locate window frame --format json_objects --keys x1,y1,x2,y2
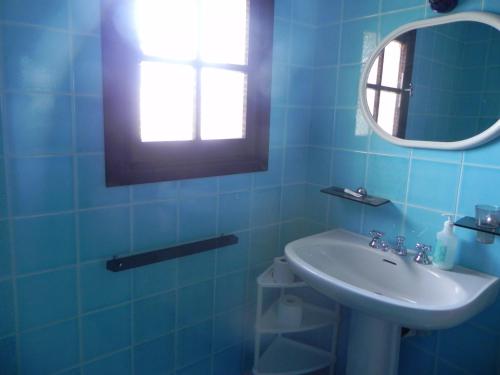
[
  {"x1": 101, "y1": 0, "x2": 274, "y2": 186},
  {"x1": 366, "y1": 30, "x2": 416, "y2": 138}
]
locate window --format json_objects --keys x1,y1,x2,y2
[
  {"x1": 101, "y1": 0, "x2": 274, "y2": 186},
  {"x1": 366, "y1": 31, "x2": 416, "y2": 138}
]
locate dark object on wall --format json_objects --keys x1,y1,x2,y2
[
  {"x1": 320, "y1": 186, "x2": 390, "y2": 207},
  {"x1": 106, "y1": 234, "x2": 238, "y2": 272},
  {"x1": 428, "y1": 0, "x2": 458, "y2": 13}
]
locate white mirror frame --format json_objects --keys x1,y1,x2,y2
[{"x1": 359, "y1": 11, "x2": 500, "y2": 150}]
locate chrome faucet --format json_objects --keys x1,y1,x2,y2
[
  {"x1": 392, "y1": 235, "x2": 407, "y2": 256},
  {"x1": 369, "y1": 230, "x2": 389, "y2": 251},
  {"x1": 413, "y1": 243, "x2": 432, "y2": 265}
]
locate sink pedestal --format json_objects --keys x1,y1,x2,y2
[{"x1": 346, "y1": 310, "x2": 401, "y2": 375}]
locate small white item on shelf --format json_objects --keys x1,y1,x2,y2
[
  {"x1": 278, "y1": 294, "x2": 303, "y2": 327},
  {"x1": 343, "y1": 188, "x2": 363, "y2": 198},
  {"x1": 272, "y1": 256, "x2": 294, "y2": 284}
]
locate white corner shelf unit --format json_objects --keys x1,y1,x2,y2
[{"x1": 253, "y1": 265, "x2": 340, "y2": 375}]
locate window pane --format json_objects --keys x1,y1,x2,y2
[
  {"x1": 378, "y1": 91, "x2": 398, "y2": 135},
  {"x1": 140, "y1": 62, "x2": 195, "y2": 142},
  {"x1": 201, "y1": 68, "x2": 247, "y2": 140},
  {"x1": 366, "y1": 88, "x2": 376, "y2": 116},
  {"x1": 381, "y1": 41, "x2": 402, "y2": 88},
  {"x1": 135, "y1": 0, "x2": 198, "y2": 60},
  {"x1": 367, "y1": 56, "x2": 379, "y2": 84},
  {"x1": 200, "y1": 0, "x2": 249, "y2": 65}
]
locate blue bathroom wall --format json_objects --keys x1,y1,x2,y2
[
  {"x1": 307, "y1": 0, "x2": 500, "y2": 374},
  {"x1": 0, "y1": 0, "x2": 317, "y2": 374}
]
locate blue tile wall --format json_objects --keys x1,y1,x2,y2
[
  {"x1": 305, "y1": 1, "x2": 500, "y2": 374},
  {"x1": 0, "y1": 0, "x2": 316, "y2": 374}
]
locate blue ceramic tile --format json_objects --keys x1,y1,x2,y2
[
  {"x1": 329, "y1": 198, "x2": 362, "y2": 233},
  {"x1": 178, "y1": 251, "x2": 215, "y2": 287},
  {"x1": 281, "y1": 184, "x2": 306, "y2": 221},
  {"x1": 310, "y1": 109, "x2": 333, "y2": 147},
  {"x1": 330, "y1": 150, "x2": 367, "y2": 189},
  {"x1": 273, "y1": 18, "x2": 290, "y2": 64},
  {"x1": 1, "y1": 0, "x2": 68, "y2": 28},
  {"x1": 292, "y1": 0, "x2": 318, "y2": 24},
  {"x1": 214, "y1": 271, "x2": 246, "y2": 313},
  {"x1": 5, "y1": 93, "x2": 72, "y2": 156},
  {"x1": 179, "y1": 177, "x2": 218, "y2": 197},
  {"x1": 315, "y1": 24, "x2": 340, "y2": 66},
  {"x1": 281, "y1": 218, "x2": 311, "y2": 248},
  {"x1": 288, "y1": 67, "x2": 313, "y2": 106},
  {"x1": 17, "y1": 268, "x2": 77, "y2": 330},
  {"x1": 176, "y1": 320, "x2": 213, "y2": 368},
  {"x1": 134, "y1": 292, "x2": 176, "y2": 342},
  {"x1": 485, "y1": 0, "x2": 500, "y2": 12},
  {"x1": 213, "y1": 307, "x2": 244, "y2": 352},
  {"x1": 9, "y1": 156, "x2": 74, "y2": 216},
  {"x1": 286, "y1": 108, "x2": 310, "y2": 146},
  {"x1": 177, "y1": 358, "x2": 212, "y2": 375},
  {"x1": 0, "y1": 221, "x2": 12, "y2": 279},
  {"x1": 133, "y1": 259, "x2": 177, "y2": 298},
  {"x1": 179, "y1": 196, "x2": 217, "y2": 242},
  {"x1": 439, "y1": 324, "x2": 498, "y2": 374},
  {"x1": 83, "y1": 350, "x2": 131, "y2": 375},
  {"x1": 317, "y1": 0, "x2": 341, "y2": 25},
  {"x1": 290, "y1": 23, "x2": 316, "y2": 66},
  {"x1": 82, "y1": 305, "x2": 131, "y2": 360},
  {"x1": 254, "y1": 148, "x2": 284, "y2": 188},
  {"x1": 20, "y1": 320, "x2": 79, "y2": 374},
  {"x1": 218, "y1": 192, "x2": 251, "y2": 233},
  {"x1": 336, "y1": 64, "x2": 362, "y2": 107},
  {"x1": 78, "y1": 155, "x2": 129, "y2": 208},
  {"x1": 132, "y1": 201, "x2": 177, "y2": 252},
  {"x1": 284, "y1": 147, "x2": 307, "y2": 183},
  {"x1": 219, "y1": 173, "x2": 252, "y2": 193},
  {"x1": 313, "y1": 67, "x2": 338, "y2": 106},
  {"x1": 459, "y1": 166, "x2": 500, "y2": 216},
  {"x1": 79, "y1": 207, "x2": 131, "y2": 261},
  {"x1": 75, "y1": 96, "x2": 104, "y2": 153},
  {"x1": 132, "y1": 181, "x2": 178, "y2": 201},
  {"x1": 380, "y1": 8, "x2": 426, "y2": 37},
  {"x1": 249, "y1": 225, "x2": 280, "y2": 265},
  {"x1": 366, "y1": 155, "x2": 409, "y2": 202},
  {"x1": 71, "y1": 0, "x2": 101, "y2": 34},
  {"x1": 343, "y1": 1, "x2": 379, "y2": 20},
  {"x1": 362, "y1": 203, "x2": 404, "y2": 238},
  {"x1": 404, "y1": 206, "x2": 444, "y2": 247},
  {"x1": 0, "y1": 336, "x2": 17, "y2": 375},
  {"x1": 305, "y1": 185, "x2": 328, "y2": 223},
  {"x1": 213, "y1": 345, "x2": 243, "y2": 375},
  {"x1": 0, "y1": 281, "x2": 15, "y2": 336},
  {"x1": 2, "y1": 25, "x2": 71, "y2": 91},
  {"x1": 435, "y1": 360, "x2": 469, "y2": 375},
  {"x1": 470, "y1": 295, "x2": 500, "y2": 333},
  {"x1": 0, "y1": 164, "x2": 6, "y2": 220},
  {"x1": 269, "y1": 107, "x2": 286, "y2": 147},
  {"x1": 73, "y1": 35, "x2": 102, "y2": 94},
  {"x1": 412, "y1": 149, "x2": 463, "y2": 163},
  {"x1": 464, "y1": 140, "x2": 500, "y2": 167},
  {"x1": 340, "y1": 18, "x2": 378, "y2": 64},
  {"x1": 369, "y1": 133, "x2": 411, "y2": 156},
  {"x1": 216, "y1": 232, "x2": 249, "y2": 276},
  {"x1": 271, "y1": 64, "x2": 289, "y2": 106},
  {"x1": 178, "y1": 280, "x2": 214, "y2": 327},
  {"x1": 13, "y1": 214, "x2": 76, "y2": 274},
  {"x1": 382, "y1": 0, "x2": 424, "y2": 12},
  {"x1": 398, "y1": 341, "x2": 435, "y2": 375},
  {"x1": 275, "y1": 0, "x2": 292, "y2": 19},
  {"x1": 80, "y1": 261, "x2": 130, "y2": 312},
  {"x1": 307, "y1": 147, "x2": 331, "y2": 186},
  {"x1": 333, "y1": 108, "x2": 370, "y2": 151},
  {"x1": 251, "y1": 187, "x2": 281, "y2": 226},
  {"x1": 408, "y1": 160, "x2": 460, "y2": 212},
  {"x1": 134, "y1": 335, "x2": 175, "y2": 374}
]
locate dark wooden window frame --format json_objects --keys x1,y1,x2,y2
[
  {"x1": 101, "y1": 0, "x2": 274, "y2": 186},
  {"x1": 367, "y1": 30, "x2": 416, "y2": 138}
]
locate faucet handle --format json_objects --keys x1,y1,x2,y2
[
  {"x1": 392, "y1": 235, "x2": 407, "y2": 256},
  {"x1": 369, "y1": 230, "x2": 384, "y2": 239},
  {"x1": 414, "y1": 243, "x2": 432, "y2": 265}
]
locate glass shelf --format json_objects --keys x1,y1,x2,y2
[
  {"x1": 454, "y1": 216, "x2": 500, "y2": 236},
  {"x1": 320, "y1": 186, "x2": 390, "y2": 207}
]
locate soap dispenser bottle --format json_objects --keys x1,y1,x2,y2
[{"x1": 433, "y1": 215, "x2": 458, "y2": 270}]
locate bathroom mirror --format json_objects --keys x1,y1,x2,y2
[{"x1": 360, "y1": 12, "x2": 500, "y2": 150}]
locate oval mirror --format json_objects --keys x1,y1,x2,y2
[{"x1": 360, "y1": 12, "x2": 500, "y2": 150}]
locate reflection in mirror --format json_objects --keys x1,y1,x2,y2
[{"x1": 365, "y1": 21, "x2": 500, "y2": 142}]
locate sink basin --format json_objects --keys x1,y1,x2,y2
[{"x1": 285, "y1": 229, "x2": 499, "y2": 375}]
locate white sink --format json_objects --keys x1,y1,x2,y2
[{"x1": 285, "y1": 229, "x2": 499, "y2": 375}]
